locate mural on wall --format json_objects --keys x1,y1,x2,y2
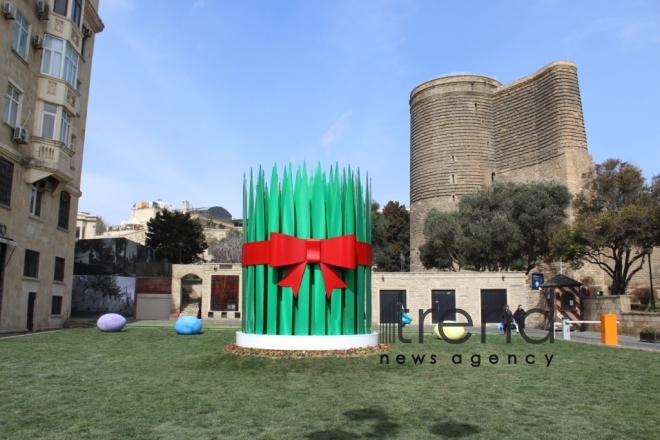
[
  {"x1": 72, "y1": 275, "x2": 136, "y2": 317},
  {"x1": 72, "y1": 238, "x2": 170, "y2": 317}
]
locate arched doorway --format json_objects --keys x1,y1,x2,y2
[{"x1": 180, "y1": 274, "x2": 202, "y2": 318}]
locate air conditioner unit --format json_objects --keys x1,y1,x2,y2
[
  {"x1": 12, "y1": 126, "x2": 30, "y2": 144},
  {"x1": 32, "y1": 35, "x2": 43, "y2": 49},
  {"x1": 35, "y1": 1, "x2": 49, "y2": 20},
  {"x1": 82, "y1": 28, "x2": 93, "y2": 38},
  {"x1": 37, "y1": 180, "x2": 53, "y2": 192},
  {"x1": 2, "y1": 2, "x2": 17, "y2": 20}
]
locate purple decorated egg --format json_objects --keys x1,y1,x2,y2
[{"x1": 97, "y1": 313, "x2": 127, "y2": 332}]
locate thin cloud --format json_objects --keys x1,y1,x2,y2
[
  {"x1": 322, "y1": 112, "x2": 352, "y2": 147},
  {"x1": 193, "y1": 0, "x2": 207, "y2": 9}
]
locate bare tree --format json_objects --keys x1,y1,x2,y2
[
  {"x1": 208, "y1": 229, "x2": 242, "y2": 263},
  {"x1": 73, "y1": 275, "x2": 122, "y2": 299}
]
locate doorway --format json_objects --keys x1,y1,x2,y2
[
  {"x1": 431, "y1": 290, "x2": 456, "y2": 323},
  {"x1": 180, "y1": 274, "x2": 202, "y2": 318},
  {"x1": 379, "y1": 290, "x2": 406, "y2": 324},
  {"x1": 0, "y1": 243, "x2": 5, "y2": 323},
  {"x1": 480, "y1": 289, "x2": 507, "y2": 323},
  {"x1": 211, "y1": 275, "x2": 239, "y2": 315},
  {"x1": 27, "y1": 292, "x2": 36, "y2": 331}
]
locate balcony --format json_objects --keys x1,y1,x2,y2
[
  {"x1": 46, "y1": 13, "x2": 84, "y2": 55},
  {"x1": 25, "y1": 137, "x2": 74, "y2": 185},
  {"x1": 37, "y1": 77, "x2": 80, "y2": 116}
]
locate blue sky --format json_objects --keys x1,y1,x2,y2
[{"x1": 81, "y1": 0, "x2": 660, "y2": 225}]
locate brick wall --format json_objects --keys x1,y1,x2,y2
[{"x1": 136, "y1": 278, "x2": 172, "y2": 294}]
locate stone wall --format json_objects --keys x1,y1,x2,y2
[
  {"x1": 582, "y1": 294, "x2": 660, "y2": 336},
  {"x1": 171, "y1": 264, "x2": 242, "y2": 319},
  {"x1": 627, "y1": 249, "x2": 660, "y2": 292},
  {"x1": 409, "y1": 61, "x2": 594, "y2": 272},
  {"x1": 168, "y1": 265, "x2": 547, "y2": 328},
  {"x1": 373, "y1": 271, "x2": 545, "y2": 327}
]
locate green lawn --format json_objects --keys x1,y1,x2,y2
[{"x1": 1, "y1": 328, "x2": 658, "y2": 439}]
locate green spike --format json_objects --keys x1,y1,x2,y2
[
  {"x1": 343, "y1": 169, "x2": 356, "y2": 335},
  {"x1": 311, "y1": 163, "x2": 327, "y2": 335},
  {"x1": 294, "y1": 165, "x2": 311, "y2": 335},
  {"x1": 266, "y1": 164, "x2": 280, "y2": 335},
  {"x1": 241, "y1": 174, "x2": 247, "y2": 333},
  {"x1": 365, "y1": 175, "x2": 372, "y2": 333},
  {"x1": 355, "y1": 169, "x2": 365, "y2": 334},
  {"x1": 279, "y1": 164, "x2": 294, "y2": 335},
  {"x1": 328, "y1": 166, "x2": 343, "y2": 335},
  {"x1": 246, "y1": 170, "x2": 256, "y2": 333},
  {"x1": 253, "y1": 168, "x2": 266, "y2": 334}
]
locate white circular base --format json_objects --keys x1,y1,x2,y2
[{"x1": 235, "y1": 332, "x2": 379, "y2": 350}]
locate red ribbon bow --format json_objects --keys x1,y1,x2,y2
[{"x1": 242, "y1": 232, "x2": 372, "y2": 298}]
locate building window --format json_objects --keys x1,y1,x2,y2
[
  {"x1": 72, "y1": 0, "x2": 82, "y2": 27},
  {"x1": 42, "y1": 35, "x2": 80, "y2": 88},
  {"x1": 23, "y1": 249, "x2": 40, "y2": 278},
  {"x1": 30, "y1": 186, "x2": 43, "y2": 217},
  {"x1": 42, "y1": 35, "x2": 64, "y2": 79},
  {"x1": 0, "y1": 157, "x2": 13, "y2": 207},
  {"x1": 60, "y1": 111, "x2": 71, "y2": 145},
  {"x1": 69, "y1": 133, "x2": 76, "y2": 151},
  {"x1": 58, "y1": 191, "x2": 71, "y2": 230},
  {"x1": 75, "y1": 226, "x2": 80, "y2": 238},
  {"x1": 41, "y1": 103, "x2": 58, "y2": 139},
  {"x1": 4, "y1": 84, "x2": 20, "y2": 127},
  {"x1": 64, "y1": 44, "x2": 79, "y2": 87},
  {"x1": 560, "y1": 293, "x2": 576, "y2": 310},
  {"x1": 53, "y1": 0, "x2": 67, "y2": 16},
  {"x1": 54, "y1": 257, "x2": 65, "y2": 281},
  {"x1": 11, "y1": 11, "x2": 29, "y2": 59},
  {"x1": 51, "y1": 295, "x2": 63, "y2": 315}
]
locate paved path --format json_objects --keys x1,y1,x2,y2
[{"x1": 397, "y1": 324, "x2": 660, "y2": 352}]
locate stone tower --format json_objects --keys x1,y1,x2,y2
[{"x1": 410, "y1": 61, "x2": 593, "y2": 271}]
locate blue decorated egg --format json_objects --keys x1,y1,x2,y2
[{"x1": 175, "y1": 316, "x2": 202, "y2": 335}]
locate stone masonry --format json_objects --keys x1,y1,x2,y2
[{"x1": 409, "y1": 61, "x2": 594, "y2": 272}]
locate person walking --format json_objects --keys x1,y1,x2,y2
[
  {"x1": 513, "y1": 305, "x2": 526, "y2": 334},
  {"x1": 501, "y1": 305, "x2": 513, "y2": 334}
]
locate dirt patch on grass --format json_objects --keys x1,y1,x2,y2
[{"x1": 224, "y1": 343, "x2": 392, "y2": 358}]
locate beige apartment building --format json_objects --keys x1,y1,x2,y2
[
  {"x1": 0, "y1": 0, "x2": 104, "y2": 333},
  {"x1": 88, "y1": 200, "x2": 240, "y2": 263},
  {"x1": 76, "y1": 210, "x2": 105, "y2": 239}
]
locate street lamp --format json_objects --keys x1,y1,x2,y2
[
  {"x1": 643, "y1": 247, "x2": 655, "y2": 311},
  {"x1": 178, "y1": 241, "x2": 183, "y2": 264},
  {"x1": 399, "y1": 253, "x2": 405, "y2": 272}
]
